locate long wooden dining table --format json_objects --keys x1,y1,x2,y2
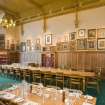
[{"x1": 1, "y1": 65, "x2": 96, "y2": 92}]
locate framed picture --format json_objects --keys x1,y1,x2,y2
[
  {"x1": 16, "y1": 41, "x2": 20, "y2": 51},
  {"x1": 97, "y1": 28, "x2": 105, "y2": 38},
  {"x1": 26, "y1": 40, "x2": 31, "y2": 46},
  {"x1": 78, "y1": 29, "x2": 86, "y2": 38},
  {"x1": 77, "y1": 39, "x2": 87, "y2": 50},
  {"x1": 69, "y1": 32, "x2": 76, "y2": 40},
  {"x1": 57, "y1": 43, "x2": 63, "y2": 51},
  {"x1": 70, "y1": 41, "x2": 76, "y2": 51},
  {"x1": 20, "y1": 42, "x2": 26, "y2": 52},
  {"x1": 6, "y1": 40, "x2": 10, "y2": 49},
  {"x1": 88, "y1": 29, "x2": 96, "y2": 38},
  {"x1": 35, "y1": 44, "x2": 41, "y2": 50},
  {"x1": 63, "y1": 42, "x2": 69, "y2": 50},
  {"x1": 87, "y1": 39, "x2": 96, "y2": 50},
  {"x1": 36, "y1": 39, "x2": 40, "y2": 44},
  {"x1": 45, "y1": 34, "x2": 52, "y2": 45},
  {"x1": 98, "y1": 39, "x2": 105, "y2": 50}
]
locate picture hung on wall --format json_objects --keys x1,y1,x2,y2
[
  {"x1": 36, "y1": 39, "x2": 40, "y2": 44},
  {"x1": 63, "y1": 42, "x2": 69, "y2": 50},
  {"x1": 16, "y1": 41, "x2": 20, "y2": 51},
  {"x1": 64, "y1": 36, "x2": 69, "y2": 42},
  {"x1": 78, "y1": 29, "x2": 86, "y2": 38},
  {"x1": 0, "y1": 34, "x2": 5, "y2": 49},
  {"x1": 87, "y1": 39, "x2": 96, "y2": 50},
  {"x1": 6, "y1": 40, "x2": 10, "y2": 49},
  {"x1": 88, "y1": 29, "x2": 96, "y2": 38},
  {"x1": 45, "y1": 34, "x2": 52, "y2": 45},
  {"x1": 97, "y1": 28, "x2": 105, "y2": 38},
  {"x1": 70, "y1": 41, "x2": 75, "y2": 51},
  {"x1": 57, "y1": 43, "x2": 63, "y2": 51},
  {"x1": 77, "y1": 39, "x2": 87, "y2": 50},
  {"x1": 69, "y1": 32, "x2": 76, "y2": 40},
  {"x1": 35, "y1": 44, "x2": 41, "y2": 50},
  {"x1": 97, "y1": 39, "x2": 105, "y2": 50},
  {"x1": 26, "y1": 40, "x2": 31, "y2": 46},
  {"x1": 20, "y1": 42, "x2": 26, "y2": 52},
  {"x1": 10, "y1": 40, "x2": 15, "y2": 51},
  {"x1": 26, "y1": 40, "x2": 31, "y2": 51}
]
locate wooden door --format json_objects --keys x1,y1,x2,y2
[{"x1": 42, "y1": 53, "x2": 55, "y2": 67}]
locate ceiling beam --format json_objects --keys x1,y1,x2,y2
[
  {"x1": 27, "y1": 0, "x2": 45, "y2": 14},
  {"x1": 0, "y1": 4, "x2": 20, "y2": 18}
]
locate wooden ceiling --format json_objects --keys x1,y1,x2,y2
[{"x1": 0, "y1": 0, "x2": 105, "y2": 23}]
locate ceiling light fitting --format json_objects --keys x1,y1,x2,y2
[{"x1": 0, "y1": 10, "x2": 16, "y2": 28}]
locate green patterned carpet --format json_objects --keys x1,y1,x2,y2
[
  {"x1": 0, "y1": 75, "x2": 105, "y2": 105},
  {"x1": 84, "y1": 80, "x2": 105, "y2": 105},
  {"x1": 0, "y1": 76, "x2": 20, "y2": 90}
]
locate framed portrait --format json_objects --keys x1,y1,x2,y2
[
  {"x1": 98, "y1": 39, "x2": 105, "y2": 50},
  {"x1": 45, "y1": 34, "x2": 52, "y2": 45},
  {"x1": 69, "y1": 32, "x2": 76, "y2": 40},
  {"x1": 36, "y1": 39, "x2": 40, "y2": 44},
  {"x1": 87, "y1": 39, "x2": 96, "y2": 50},
  {"x1": 78, "y1": 29, "x2": 86, "y2": 38},
  {"x1": 88, "y1": 29, "x2": 96, "y2": 38},
  {"x1": 70, "y1": 41, "x2": 76, "y2": 51},
  {"x1": 35, "y1": 44, "x2": 41, "y2": 50},
  {"x1": 77, "y1": 39, "x2": 87, "y2": 50},
  {"x1": 63, "y1": 42, "x2": 69, "y2": 50},
  {"x1": 57, "y1": 43, "x2": 63, "y2": 51},
  {"x1": 97, "y1": 28, "x2": 105, "y2": 38},
  {"x1": 26, "y1": 40, "x2": 32, "y2": 51},
  {"x1": 20, "y1": 42, "x2": 26, "y2": 52},
  {"x1": 6, "y1": 40, "x2": 10, "y2": 49},
  {"x1": 16, "y1": 41, "x2": 20, "y2": 51}
]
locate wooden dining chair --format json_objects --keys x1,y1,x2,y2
[
  {"x1": 8, "y1": 67, "x2": 14, "y2": 78},
  {"x1": 23, "y1": 69, "x2": 31, "y2": 82},
  {"x1": 14, "y1": 68, "x2": 21, "y2": 80},
  {"x1": 2, "y1": 67, "x2": 8, "y2": 77},
  {"x1": 55, "y1": 72, "x2": 64, "y2": 89},
  {"x1": 69, "y1": 75, "x2": 84, "y2": 91},
  {"x1": 32, "y1": 70, "x2": 42, "y2": 83},
  {"x1": 0, "y1": 65, "x2": 6, "y2": 76},
  {"x1": 43, "y1": 71, "x2": 53, "y2": 86},
  {"x1": 85, "y1": 68, "x2": 101, "y2": 94}
]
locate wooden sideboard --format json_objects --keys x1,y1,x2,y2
[{"x1": 0, "y1": 49, "x2": 20, "y2": 64}]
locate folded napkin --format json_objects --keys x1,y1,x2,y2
[
  {"x1": 14, "y1": 97, "x2": 24, "y2": 103},
  {"x1": 84, "y1": 95, "x2": 93, "y2": 100},
  {"x1": 22, "y1": 101, "x2": 39, "y2": 105},
  {"x1": 3, "y1": 93, "x2": 15, "y2": 99},
  {"x1": 83, "y1": 102, "x2": 93, "y2": 105}
]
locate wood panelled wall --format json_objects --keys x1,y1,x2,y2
[{"x1": 57, "y1": 51, "x2": 105, "y2": 78}]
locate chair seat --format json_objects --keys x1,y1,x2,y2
[{"x1": 86, "y1": 76, "x2": 100, "y2": 93}]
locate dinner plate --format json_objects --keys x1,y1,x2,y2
[
  {"x1": 83, "y1": 102, "x2": 93, "y2": 105},
  {"x1": 22, "y1": 101, "x2": 39, "y2": 105},
  {"x1": 84, "y1": 95, "x2": 93, "y2": 100}
]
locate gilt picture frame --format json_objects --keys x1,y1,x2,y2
[
  {"x1": 87, "y1": 39, "x2": 96, "y2": 50},
  {"x1": 97, "y1": 38, "x2": 105, "y2": 50},
  {"x1": 70, "y1": 41, "x2": 76, "y2": 51},
  {"x1": 35, "y1": 44, "x2": 41, "y2": 50},
  {"x1": 21, "y1": 42, "x2": 26, "y2": 52},
  {"x1": 36, "y1": 39, "x2": 40, "y2": 44},
  {"x1": 88, "y1": 29, "x2": 96, "y2": 38},
  {"x1": 77, "y1": 39, "x2": 87, "y2": 50},
  {"x1": 97, "y1": 28, "x2": 105, "y2": 38},
  {"x1": 45, "y1": 34, "x2": 52, "y2": 45},
  {"x1": 69, "y1": 32, "x2": 76, "y2": 40},
  {"x1": 78, "y1": 29, "x2": 86, "y2": 39}
]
